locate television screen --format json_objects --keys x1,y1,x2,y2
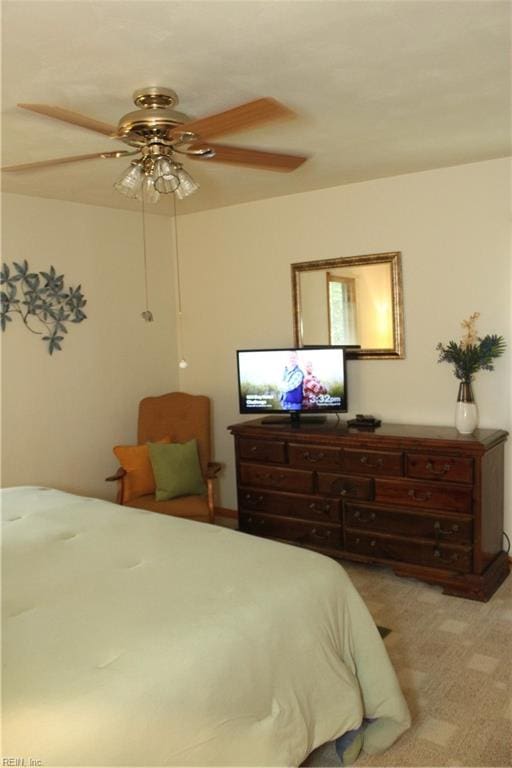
[{"x1": 237, "y1": 347, "x2": 347, "y2": 417}]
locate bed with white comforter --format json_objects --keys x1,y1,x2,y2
[{"x1": 2, "y1": 486, "x2": 410, "y2": 766}]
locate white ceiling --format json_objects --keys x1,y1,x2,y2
[{"x1": 2, "y1": 0, "x2": 510, "y2": 215}]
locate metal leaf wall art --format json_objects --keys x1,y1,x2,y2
[{"x1": 0, "y1": 261, "x2": 87, "y2": 354}]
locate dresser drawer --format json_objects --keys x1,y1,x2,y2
[
  {"x1": 344, "y1": 503, "x2": 472, "y2": 545},
  {"x1": 230, "y1": 418, "x2": 508, "y2": 601},
  {"x1": 239, "y1": 438, "x2": 286, "y2": 463},
  {"x1": 288, "y1": 443, "x2": 342, "y2": 471},
  {"x1": 240, "y1": 512, "x2": 341, "y2": 550},
  {"x1": 343, "y1": 449, "x2": 403, "y2": 477},
  {"x1": 240, "y1": 463, "x2": 313, "y2": 494},
  {"x1": 317, "y1": 473, "x2": 373, "y2": 500},
  {"x1": 239, "y1": 488, "x2": 341, "y2": 523},
  {"x1": 406, "y1": 453, "x2": 473, "y2": 484},
  {"x1": 375, "y1": 478, "x2": 472, "y2": 514},
  {"x1": 345, "y1": 530, "x2": 471, "y2": 573}
]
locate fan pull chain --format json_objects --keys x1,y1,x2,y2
[
  {"x1": 140, "y1": 194, "x2": 153, "y2": 322},
  {"x1": 171, "y1": 194, "x2": 188, "y2": 368}
]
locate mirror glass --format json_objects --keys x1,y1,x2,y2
[{"x1": 291, "y1": 251, "x2": 404, "y2": 359}]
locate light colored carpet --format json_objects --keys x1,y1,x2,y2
[
  {"x1": 306, "y1": 560, "x2": 512, "y2": 768},
  {"x1": 215, "y1": 519, "x2": 511, "y2": 766}
]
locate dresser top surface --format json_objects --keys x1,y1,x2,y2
[{"x1": 228, "y1": 418, "x2": 508, "y2": 451}]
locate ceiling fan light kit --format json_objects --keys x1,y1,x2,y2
[
  {"x1": 114, "y1": 153, "x2": 199, "y2": 203},
  {"x1": 3, "y1": 86, "x2": 308, "y2": 203}
]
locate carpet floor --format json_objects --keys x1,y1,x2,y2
[{"x1": 305, "y1": 561, "x2": 512, "y2": 767}]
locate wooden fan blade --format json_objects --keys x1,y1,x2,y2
[
  {"x1": 171, "y1": 98, "x2": 295, "y2": 141},
  {"x1": 18, "y1": 104, "x2": 119, "y2": 137},
  {"x1": 191, "y1": 143, "x2": 308, "y2": 172},
  {"x1": 2, "y1": 151, "x2": 133, "y2": 172}
]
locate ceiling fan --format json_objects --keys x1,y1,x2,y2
[{"x1": 2, "y1": 86, "x2": 308, "y2": 202}]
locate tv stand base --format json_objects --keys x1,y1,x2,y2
[{"x1": 261, "y1": 413, "x2": 327, "y2": 426}]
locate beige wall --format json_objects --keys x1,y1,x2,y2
[
  {"x1": 176, "y1": 158, "x2": 511, "y2": 535},
  {"x1": 1, "y1": 193, "x2": 179, "y2": 500},
  {"x1": 2, "y1": 159, "x2": 511, "y2": 538}
]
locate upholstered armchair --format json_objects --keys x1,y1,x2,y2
[{"x1": 106, "y1": 392, "x2": 221, "y2": 523}]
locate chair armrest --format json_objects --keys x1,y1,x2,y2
[
  {"x1": 105, "y1": 466, "x2": 126, "y2": 505},
  {"x1": 205, "y1": 462, "x2": 222, "y2": 523},
  {"x1": 206, "y1": 461, "x2": 222, "y2": 479},
  {"x1": 105, "y1": 467, "x2": 127, "y2": 482}
]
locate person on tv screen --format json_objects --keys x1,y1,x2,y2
[
  {"x1": 280, "y1": 351, "x2": 304, "y2": 411},
  {"x1": 303, "y1": 360, "x2": 327, "y2": 408}
]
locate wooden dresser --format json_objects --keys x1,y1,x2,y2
[{"x1": 228, "y1": 418, "x2": 509, "y2": 601}]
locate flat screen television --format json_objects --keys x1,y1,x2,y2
[{"x1": 236, "y1": 346, "x2": 348, "y2": 425}]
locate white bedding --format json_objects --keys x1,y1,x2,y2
[{"x1": 2, "y1": 487, "x2": 410, "y2": 766}]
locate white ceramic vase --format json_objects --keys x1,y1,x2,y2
[{"x1": 455, "y1": 381, "x2": 478, "y2": 434}]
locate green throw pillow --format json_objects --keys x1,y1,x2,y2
[{"x1": 148, "y1": 440, "x2": 206, "y2": 501}]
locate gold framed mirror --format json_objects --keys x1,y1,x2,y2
[{"x1": 291, "y1": 251, "x2": 404, "y2": 359}]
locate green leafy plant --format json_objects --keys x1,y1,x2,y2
[
  {"x1": 0, "y1": 260, "x2": 87, "y2": 354},
  {"x1": 436, "y1": 312, "x2": 506, "y2": 382}
]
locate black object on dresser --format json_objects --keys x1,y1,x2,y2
[{"x1": 228, "y1": 418, "x2": 509, "y2": 601}]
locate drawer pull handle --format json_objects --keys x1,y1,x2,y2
[
  {"x1": 353, "y1": 511, "x2": 376, "y2": 524},
  {"x1": 303, "y1": 451, "x2": 325, "y2": 463},
  {"x1": 309, "y1": 502, "x2": 331, "y2": 514},
  {"x1": 309, "y1": 528, "x2": 331, "y2": 541},
  {"x1": 245, "y1": 493, "x2": 264, "y2": 503},
  {"x1": 257, "y1": 472, "x2": 285, "y2": 483},
  {"x1": 425, "y1": 461, "x2": 452, "y2": 476},
  {"x1": 408, "y1": 489, "x2": 432, "y2": 502},
  {"x1": 433, "y1": 521, "x2": 460, "y2": 536},
  {"x1": 433, "y1": 548, "x2": 459, "y2": 564},
  {"x1": 360, "y1": 456, "x2": 383, "y2": 468},
  {"x1": 370, "y1": 539, "x2": 377, "y2": 548},
  {"x1": 250, "y1": 445, "x2": 258, "y2": 452}
]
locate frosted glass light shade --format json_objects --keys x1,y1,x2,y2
[
  {"x1": 114, "y1": 162, "x2": 144, "y2": 198},
  {"x1": 153, "y1": 157, "x2": 180, "y2": 193},
  {"x1": 175, "y1": 167, "x2": 199, "y2": 199},
  {"x1": 141, "y1": 175, "x2": 160, "y2": 204}
]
